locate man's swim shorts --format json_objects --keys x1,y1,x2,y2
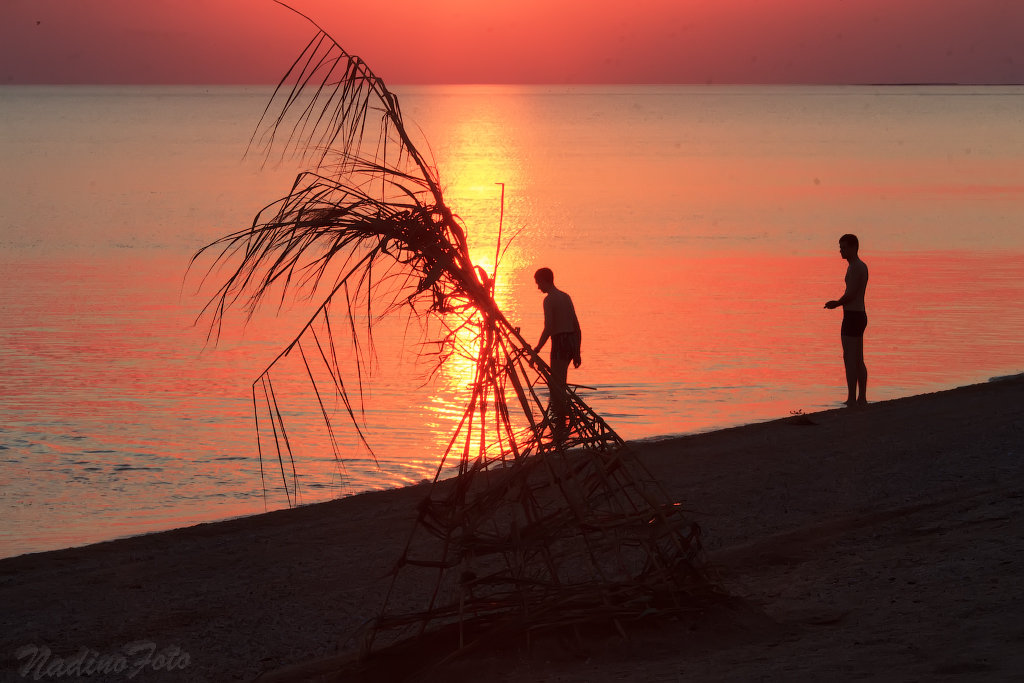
[
  {"x1": 841, "y1": 310, "x2": 868, "y2": 337},
  {"x1": 551, "y1": 331, "x2": 581, "y2": 361}
]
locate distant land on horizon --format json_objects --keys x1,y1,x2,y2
[{"x1": 2, "y1": 80, "x2": 1021, "y2": 88}]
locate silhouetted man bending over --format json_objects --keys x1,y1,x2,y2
[
  {"x1": 533, "y1": 268, "x2": 582, "y2": 435},
  {"x1": 825, "y1": 234, "x2": 869, "y2": 407}
]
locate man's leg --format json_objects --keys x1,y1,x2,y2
[
  {"x1": 549, "y1": 355, "x2": 571, "y2": 432},
  {"x1": 856, "y1": 339, "x2": 867, "y2": 405},
  {"x1": 841, "y1": 334, "x2": 865, "y2": 406}
]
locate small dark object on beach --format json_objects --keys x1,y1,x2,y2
[{"x1": 788, "y1": 410, "x2": 817, "y2": 426}]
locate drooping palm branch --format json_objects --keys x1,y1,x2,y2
[
  {"x1": 196, "y1": 1, "x2": 714, "y2": 669},
  {"x1": 190, "y1": 2, "x2": 509, "y2": 498}
]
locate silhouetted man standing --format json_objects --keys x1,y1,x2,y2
[
  {"x1": 533, "y1": 268, "x2": 581, "y2": 435},
  {"x1": 825, "y1": 234, "x2": 869, "y2": 407}
]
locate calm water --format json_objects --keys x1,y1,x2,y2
[{"x1": 1, "y1": 85, "x2": 1023, "y2": 558}]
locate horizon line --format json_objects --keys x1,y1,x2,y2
[{"x1": 3, "y1": 80, "x2": 1023, "y2": 87}]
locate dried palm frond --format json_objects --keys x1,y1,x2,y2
[{"x1": 194, "y1": 0, "x2": 715, "y2": 669}]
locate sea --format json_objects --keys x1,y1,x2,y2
[{"x1": 1, "y1": 84, "x2": 1022, "y2": 559}]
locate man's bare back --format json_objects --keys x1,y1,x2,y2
[{"x1": 842, "y1": 258, "x2": 869, "y2": 312}]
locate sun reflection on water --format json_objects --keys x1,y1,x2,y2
[{"x1": 408, "y1": 95, "x2": 537, "y2": 465}]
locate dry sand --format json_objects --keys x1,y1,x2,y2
[{"x1": 1, "y1": 376, "x2": 1022, "y2": 681}]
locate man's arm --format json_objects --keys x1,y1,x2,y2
[
  {"x1": 570, "y1": 301, "x2": 582, "y2": 367},
  {"x1": 535, "y1": 297, "x2": 552, "y2": 353},
  {"x1": 825, "y1": 263, "x2": 866, "y2": 309},
  {"x1": 841, "y1": 263, "x2": 868, "y2": 304},
  {"x1": 535, "y1": 329, "x2": 550, "y2": 353}
]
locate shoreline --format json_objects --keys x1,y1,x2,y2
[
  {"x1": 5, "y1": 371, "x2": 1015, "y2": 563},
  {"x1": 2, "y1": 375, "x2": 1022, "y2": 680}
]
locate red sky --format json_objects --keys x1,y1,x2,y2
[{"x1": 2, "y1": 0, "x2": 1021, "y2": 84}]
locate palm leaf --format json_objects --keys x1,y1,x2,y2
[
  {"x1": 191, "y1": 1, "x2": 500, "y2": 499},
  {"x1": 195, "y1": 2, "x2": 713, "y2": 668}
]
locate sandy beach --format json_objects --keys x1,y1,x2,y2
[{"x1": 1, "y1": 375, "x2": 1021, "y2": 681}]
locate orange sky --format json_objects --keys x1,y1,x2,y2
[{"x1": 2, "y1": 0, "x2": 1021, "y2": 84}]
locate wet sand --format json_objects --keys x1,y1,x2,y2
[{"x1": 1, "y1": 376, "x2": 1022, "y2": 681}]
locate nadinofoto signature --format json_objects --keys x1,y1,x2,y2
[{"x1": 15, "y1": 641, "x2": 190, "y2": 680}]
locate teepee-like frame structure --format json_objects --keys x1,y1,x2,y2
[{"x1": 195, "y1": 2, "x2": 712, "y2": 663}]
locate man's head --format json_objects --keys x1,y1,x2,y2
[
  {"x1": 534, "y1": 267, "x2": 554, "y2": 293},
  {"x1": 839, "y1": 234, "x2": 859, "y2": 259}
]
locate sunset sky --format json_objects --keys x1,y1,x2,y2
[{"x1": 2, "y1": 0, "x2": 1022, "y2": 84}]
